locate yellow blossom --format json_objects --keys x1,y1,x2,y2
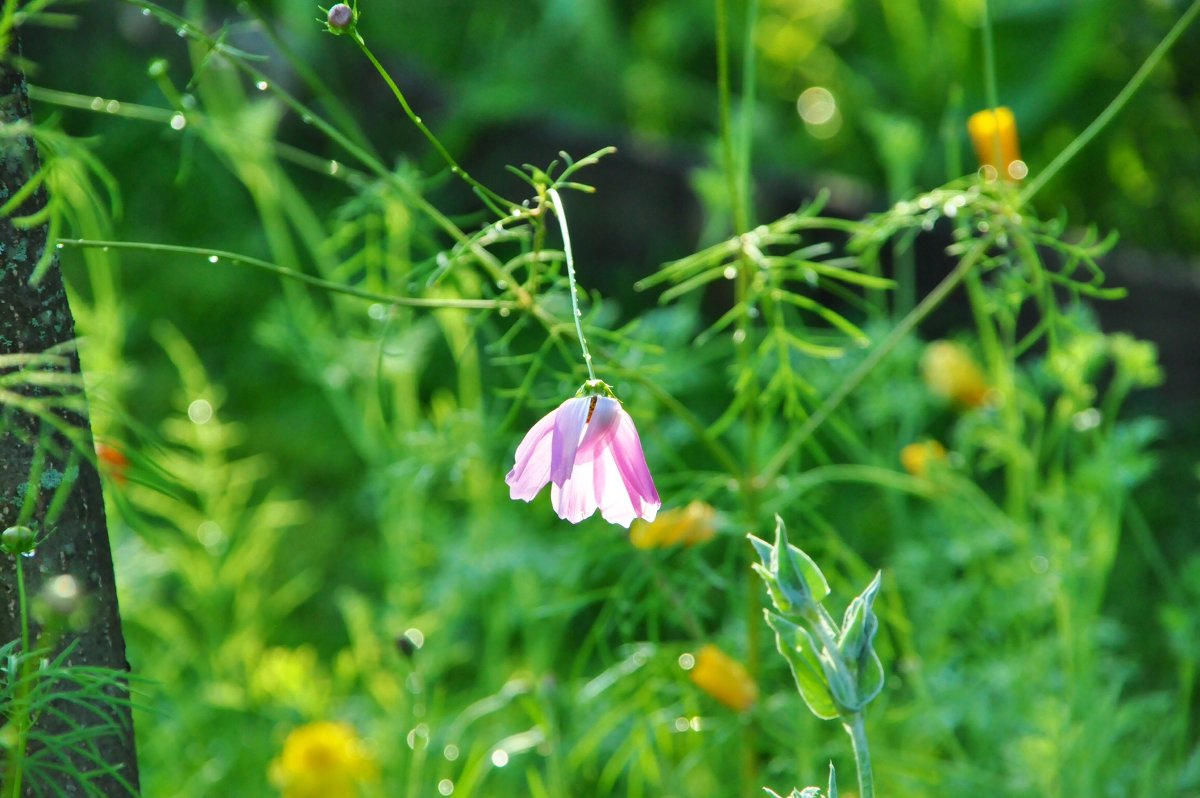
[
  {"x1": 900, "y1": 440, "x2": 947, "y2": 477},
  {"x1": 630, "y1": 500, "x2": 717, "y2": 549},
  {"x1": 269, "y1": 721, "x2": 378, "y2": 798},
  {"x1": 921, "y1": 341, "x2": 990, "y2": 408},
  {"x1": 689, "y1": 645, "x2": 758, "y2": 712},
  {"x1": 967, "y1": 106, "x2": 1027, "y2": 180}
]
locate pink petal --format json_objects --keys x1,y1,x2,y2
[
  {"x1": 505, "y1": 408, "x2": 557, "y2": 501},
  {"x1": 609, "y1": 411, "x2": 660, "y2": 521},
  {"x1": 550, "y1": 397, "x2": 591, "y2": 486},
  {"x1": 551, "y1": 457, "x2": 599, "y2": 524},
  {"x1": 593, "y1": 446, "x2": 638, "y2": 527}
]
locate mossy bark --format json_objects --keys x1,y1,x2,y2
[{"x1": 0, "y1": 46, "x2": 140, "y2": 796}]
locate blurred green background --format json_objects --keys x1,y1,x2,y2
[{"x1": 13, "y1": 0, "x2": 1200, "y2": 795}]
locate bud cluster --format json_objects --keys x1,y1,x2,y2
[{"x1": 749, "y1": 517, "x2": 884, "y2": 720}]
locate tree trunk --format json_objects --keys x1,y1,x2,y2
[{"x1": 0, "y1": 39, "x2": 140, "y2": 796}]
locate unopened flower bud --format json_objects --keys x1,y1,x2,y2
[
  {"x1": 1, "y1": 525, "x2": 36, "y2": 556},
  {"x1": 326, "y1": 3, "x2": 354, "y2": 31}
]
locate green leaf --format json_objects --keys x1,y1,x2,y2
[{"x1": 765, "y1": 611, "x2": 839, "y2": 720}]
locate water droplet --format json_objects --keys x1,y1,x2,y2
[
  {"x1": 731, "y1": 329, "x2": 746, "y2": 344},
  {"x1": 689, "y1": 717, "x2": 703, "y2": 731},
  {"x1": 1008, "y1": 160, "x2": 1029, "y2": 180},
  {"x1": 443, "y1": 744, "x2": 459, "y2": 761},
  {"x1": 1030, "y1": 555, "x2": 1050, "y2": 574},
  {"x1": 327, "y1": 160, "x2": 341, "y2": 176},
  {"x1": 943, "y1": 202, "x2": 958, "y2": 218},
  {"x1": 181, "y1": 94, "x2": 197, "y2": 109},
  {"x1": 723, "y1": 265, "x2": 738, "y2": 280},
  {"x1": 175, "y1": 27, "x2": 187, "y2": 37},
  {"x1": 187, "y1": 398, "x2": 213, "y2": 424},
  {"x1": 403, "y1": 628, "x2": 425, "y2": 649},
  {"x1": 301, "y1": 114, "x2": 312, "y2": 125},
  {"x1": 55, "y1": 242, "x2": 64, "y2": 249},
  {"x1": 491, "y1": 749, "x2": 509, "y2": 767},
  {"x1": 207, "y1": 255, "x2": 219, "y2": 264},
  {"x1": 141, "y1": 7, "x2": 151, "y2": 15},
  {"x1": 495, "y1": 279, "x2": 507, "y2": 289},
  {"x1": 437, "y1": 780, "x2": 454, "y2": 796},
  {"x1": 20, "y1": 550, "x2": 35, "y2": 559},
  {"x1": 170, "y1": 113, "x2": 187, "y2": 130},
  {"x1": 406, "y1": 724, "x2": 429, "y2": 750},
  {"x1": 1071, "y1": 408, "x2": 1102, "y2": 431},
  {"x1": 678, "y1": 652, "x2": 695, "y2": 670},
  {"x1": 574, "y1": 309, "x2": 582, "y2": 317},
  {"x1": 747, "y1": 306, "x2": 759, "y2": 318},
  {"x1": 89, "y1": 96, "x2": 104, "y2": 111},
  {"x1": 105, "y1": 100, "x2": 121, "y2": 113},
  {"x1": 674, "y1": 717, "x2": 689, "y2": 732},
  {"x1": 255, "y1": 80, "x2": 269, "y2": 91},
  {"x1": 498, "y1": 307, "x2": 510, "y2": 317}
]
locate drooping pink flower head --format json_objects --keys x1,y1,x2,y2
[{"x1": 506, "y1": 381, "x2": 660, "y2": 527}]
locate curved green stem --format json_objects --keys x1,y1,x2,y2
[
  {"x1": 56, "y1": 239, "x2": 508, "y2": 310},
  {"x1": 547, "y1": 189, "x2": 596, "y2": 381},
  {"x1": 1018, "y1": 0, "x2": 1200, "y2": 205},
  {"x1": 353, "y1": 34, "x2": 513, "y2": 211}
]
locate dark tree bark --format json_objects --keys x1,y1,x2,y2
[{"x1": 0, "y1": 41, "x2": 140, "y2": 797}]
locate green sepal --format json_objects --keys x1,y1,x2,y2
[
  {"x1": 748, "y1": 516, "x2": 830, "y2": 614},
  {"x1": 836, "y1": 571, "x2": 885, "y2": 710},
  {"x1": 765, "y1": 610, "x2": 839, "y2": 720},
  {"x1": 838, "y1": 571, "x2": 882, "y2": 662},
  {"x1": 828, "y1": 762, "x2": 837, "y2": 798}
]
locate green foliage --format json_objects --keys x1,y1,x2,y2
[{"x1": 4, "y1": 0, "x2": 1196, "y2": 797}]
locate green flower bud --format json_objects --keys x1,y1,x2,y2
[{"x1": 1, "y1": 525, "x2": 36, "y2": 557}]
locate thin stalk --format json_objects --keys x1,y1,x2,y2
[
  {"x1": 760, "y1": 236, "x2": 993, "y2": 484},
  {"x1": 981, "y1": 0, "x2": 1003, "y2": 168},
  {"x1": 55, "y1": 239, "x2": 508, "y2": 311},
  {"x1": 718, "y1": 0, "x2": 761, "y2": 791},
  {"x1": 353, "y1": 34, "x2": 513, "y2": 211},
  {"x1": 4, "y1": 556, "x2": 31, "y2": 798},
  {"x1": 1018, "y1": 0, "x2": 1200, "y2": 205},
  {"x1": 547, "y1": 189, "x2": 596, "y2": 381},
  {"x1": 842, "y1": 712, "x2": 875, "y2": 798}
]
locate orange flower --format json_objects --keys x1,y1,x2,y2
[
  {"x1": 967, "y1": 106, "x2": 1027, "y2": 181},
  {"x1": 630, "y1": 500, "x2": 717, "y2": 549},
  {"x1": 269, "y1": 721, "x2": 378, "y2": 798},
  {"x1": 920, "y1": 341, "x2": 990, "y2": 408},
  {"x1": 94, "y1": 441, "x2": 130, "y2": 485},
  {"x1": 900, "y1": 440, "x2": 947, "y2": 477},
  {"x1": 689, "y1": 645, "x2": 758, "y2": 712}
]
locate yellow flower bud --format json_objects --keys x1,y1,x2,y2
[
  {"x1": 900, "y1": 440, "x2": 947, "y2": 477},
  {"x1": 921, "y1": 341, "x2": 990, "y2": 408},
  {"x1": 269, "y1": 721, "x2": 378, "y2": 798},
  {"x1": 689, "y1": 644, "x2": 758, "y2": 712},
  {"x1": 967, "y1": 106, "x2": 1027, "y2": 180},
  {"x1": 629, "y1": 500, "x2": 717, "y2": 549}
]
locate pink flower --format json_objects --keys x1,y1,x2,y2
[{"x1": 506, "y1": 391, "x2": 661, "y2": 527}]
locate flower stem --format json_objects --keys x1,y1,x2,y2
[
  {"x1": 842, "y1": 712, "x2": 875, "y2": 798},
  {"x1": 1018, "y1": 0, "x2": 1200, "y2": 205},
  {"x1": 353, "y1": 34, "x2": 513, "y2": 211},
  {"x1": 548, "y1": 189, "x2": 596, "y2": 381},
  {"x1": 55, "y1": 239, "x2": 507, "y2": 310},
  {"x1": 4, "y1": 555, "x2": 31, "y2": 798}
]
